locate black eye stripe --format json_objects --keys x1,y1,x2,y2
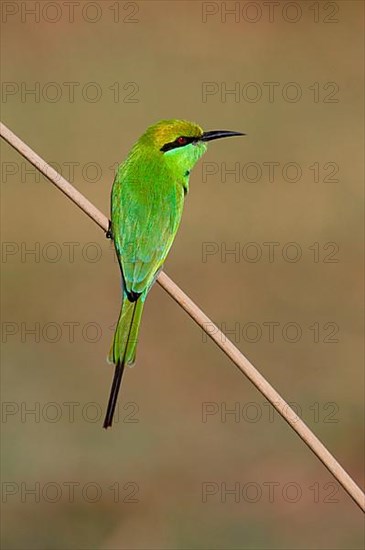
[{"x1": 160, "y1": 136, "x2": 198, "y2": 152}]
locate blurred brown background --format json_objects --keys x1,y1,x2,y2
[{"x1": 1, "y1": 1, "x2": 364, "y2": 548}]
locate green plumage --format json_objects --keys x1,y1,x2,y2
[
  {"x1": 103, "y1": 119, "x2": 244, "y2": 428},
  {"x1": 108, "y1": 295, "x2": 144, "y2": 366}
]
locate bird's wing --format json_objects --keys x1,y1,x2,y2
[{"x1": 112, "y1": 169, "x2": 184, "y2": 298}]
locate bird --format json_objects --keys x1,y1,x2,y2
[{"x1": 103, "y1": 119, "x2": 244, "y2": 428}]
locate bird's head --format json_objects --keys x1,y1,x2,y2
[{"x1": 137, "y1": 119, "x2": 244, "y2": 176}]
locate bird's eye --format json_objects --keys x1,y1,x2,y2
[{"x1": 177, "y1": 136, "x2": 187, "y2": 145}]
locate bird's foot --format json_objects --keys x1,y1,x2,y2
[{"x1": 106, "y1": 220, "x2": 113, "y2": 240}]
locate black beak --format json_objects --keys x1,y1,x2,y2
[{"x1": 201, "y1": 130, "x2": 245, "y2": 142}]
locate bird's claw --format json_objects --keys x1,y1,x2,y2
[{"x1": 106, "y1": 220, "x2": 113, "y2": 240}]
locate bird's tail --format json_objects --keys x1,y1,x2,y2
[{"x1": 103, "y1": 293, "x2": 145, "y2": 429}]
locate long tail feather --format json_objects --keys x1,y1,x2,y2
[
  {"x1": 103, "y1": 359, "x2": 126, "y2": 429},
  {"x1": 103, "y1": 294, "x2": 144, "y2": 429}
]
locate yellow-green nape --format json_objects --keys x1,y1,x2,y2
[{"x1": 141, "y1": 119, "x2": 203, "y2": 148}]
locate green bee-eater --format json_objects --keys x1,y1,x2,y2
[{"x1": 104, "y1": 119, "x2": 244, "y2": 428}]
